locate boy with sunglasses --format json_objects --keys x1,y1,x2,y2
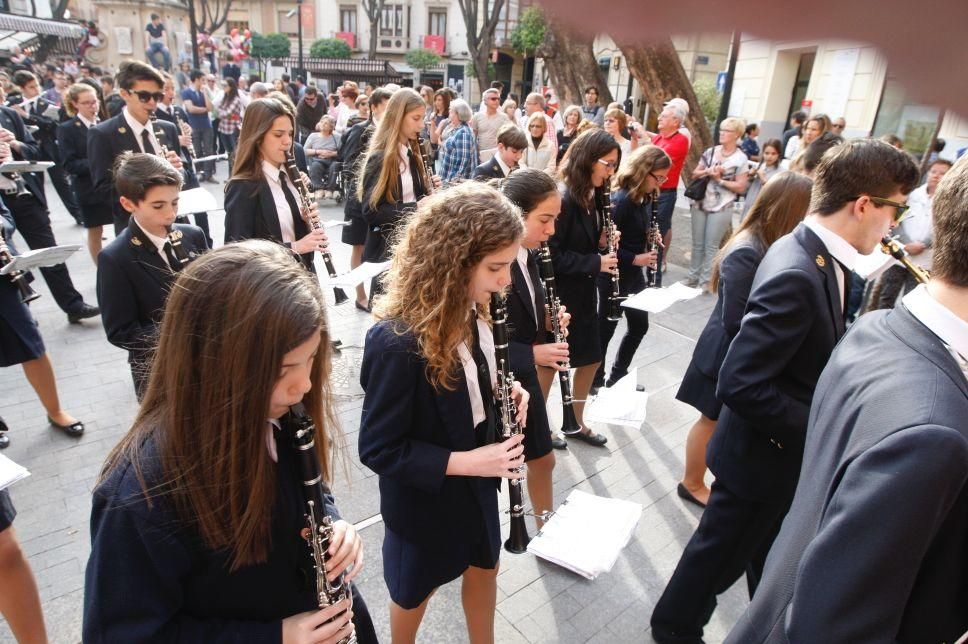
[
  {"x1": 651, "y1": 139, "x2": 921, "y2": 644},
  {"x1": 88, "y1": 60, "x2": 184, "y2": 235}
]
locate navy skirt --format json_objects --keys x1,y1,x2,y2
[
  {"x1": 80, "y1": 201, "x2": 114, "y2": 228},
  {"x1": 0, "y1": 282, "x2": 44, "y2": 368},
  {"x1": 341, "y1": 198, "x2": 368, "y2": 246},
  {"x1": 676, "y1": 360, "x2": 723, "y2": 420},
  {"x1": 518, "y1": 367, "x2": 553, "y2": 462},
  {"x1": 0, "y1": 489, "x2": 16, "y2": 532}
]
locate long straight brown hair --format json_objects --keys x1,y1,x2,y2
[
  {"x1": 227, "y1": 97, "x2": 295, "y2": 186},
  {"x1": 98, "y1": 240, "x2": 341, "y2": 570},
  {"x1": 357, "y1": 88, "x2": 428, "y2": 209},
  {"x1": 709, "y1": 171, "x2": 812, "y2": 292}
]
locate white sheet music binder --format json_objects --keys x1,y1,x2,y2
[
  {"x1": 176, "y1": 187, "x2": 219, "y2": 216},
  {"x1": 0, "y1": 244, "x2": 81, "y2": 275},
  {"x1": 527, "y1": 489, "x2": 642, "y2": 579},
  {"x1": 584, "y1": 370, "x2": 648, "y2": 429},
  {"x1": 622, "y1": 282, "x2": 702, "y2": 313},
  {"x1": 327, "y1": 261, "x2": 391, "y2": 289},
  {"x1": 0, "y1": 454, "x2": 30, "y2": 491}
]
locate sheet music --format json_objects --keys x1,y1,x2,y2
[
  {"x1": 622, "y1": 282, "x2": 702, "y2": 313},
  {"x1": 527, "y1": 489, "x2": 642, "y2": 579},
  {"x1": 584, "y1": 370, "x2": 648, "y2": 429},
  {"x1": 0, "y1": 245, "x2": 81, "y2": 275},
  {"x1": 326, "y1": 261, "x2": 391, "y2": 289},
  {"x1": 853, "y1": 247, "x2": 895, "y2": 280},
  {"x1": 0, "y1": 161, "x2": 55, "y2": 173},
  {"x1": 177, "y1": 187, "x2": 219, "y2": 216},
  {"x1": 0, "y1": 454, "x2": 30, "y2": 491}
]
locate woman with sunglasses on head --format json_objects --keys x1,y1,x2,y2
[
  {"x1": 592, "y1": 146, "x2": 670, "y2": 392},
  {"x1": 546, "y1": 129, "x2": 621, "y2": 447},
  {"x1": 84, "y1": 241, "x2": 376, "y2": 644},
  {"x1": 223, "y1": 98, "x2": 328, "y2": 274},
  {"x1": 359, "y1": 182, "x2": 529, "y2": 643}
]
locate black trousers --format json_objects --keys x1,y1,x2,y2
[
  {"x1": 595, "y1": 273, "x2": 650, "y2": 385},
  {"x1": 46, "y1": 164, "x2": 82, "y2": 224},
  {"x1": 650, "y1": 479, "x2": 789, "y2": 643},
  {"x1": 3, "y1": 192, "x2": 83, "y2": 314}
]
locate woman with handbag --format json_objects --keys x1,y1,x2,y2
[{"x1": 684, "y1": 117, "x2": 748, "y2": 291}]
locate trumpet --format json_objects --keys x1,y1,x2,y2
[
  {"x1": 880, "y1": 235, "x2": 930, "y2": 284},
  {"x1": 0, "y1": 233, "x2": 39, "y2": 303},
  {"x1": 600, "y1": 182, "x2": 623, "y2": 321},
  {"x1": 489, "y1": 292, "x2": 531, "y2": 553},
  {"x1": 283, "y1": 150, "x2": 349, "y2": 304}
]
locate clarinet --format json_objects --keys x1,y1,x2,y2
[
  {"x1": 172, "y1": 109, "x2": 197, "y2": 174},
  {"x1": 489, "y1": 292, "x2": 531, "y2": 553},
  {"x1": 645, "y1": 190, "x2": 660, "y2": 288},
  {"x1": 288, "y1": 403, "x2": 356, "y2": 644},
  {"x1": 880, "y1": 234, "x2": 930, "y2": 284},
  {"x1": 0, "y1": 233, "x2": 39, "y2": 303},
  {"x1": 413, "y1": 137, "x2": 436, "y2": 194},
  {"x1": 537, "y1": 243, "x2": 582, "y2": 435},
  {"x1": 148, "y1": 111, "x2": 191, "y2": 268},
  {"x1": 600, "y1": 182, "x2": 623, "y2": 321},
  {"x1": 283, "y1": 150, "x2": 349, "y2": 304}
]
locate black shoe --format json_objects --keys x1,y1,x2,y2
[
  {"x1": 47, "y1": 415, "x2": 84, "y2": 437},
  {"x1": 203, "y1": 176, "x2": 219, "y2": 184},
  {"x1": 551, "y1": 434, "x2": 568, "y2": 450},
  {"x1": 676, "y1": 482, "x2": 707, "y2": 509},
  {"x1": 651, "y1": 627, "x2": 706, "y2": 644},
  {"x1": 355, "y1": 301, "x2": 371, "y2": 313},
  {"x1": 67, "y1": 303, "x2": 100, "y2": 324},
  {"x1": 571, "y1": 429, "x2": 607, "y2": 447},
  {"x1": 0, "y1": 433, "x2": 8, "y2": 449}
]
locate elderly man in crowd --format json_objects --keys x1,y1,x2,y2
[
  {"x1": 519, "y1": 92, "x2": 557, "y2": 150},
  {"x1": 645, "y1": 100, "x2": 691, "y2": 282},
  {"x1": 471, "y1": 87, "x2": 510, "y2": 162}
]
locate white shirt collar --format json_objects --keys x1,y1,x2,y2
[
  {"x1": 77, "y1": 113, "x2": 97, "y2": 128},
  {"x1": 132, "y1": 216, "x2": 169, "y2": 253},
  {"x1": 494, "y1": 152, "x2": 512, "y2": 177},
  {"x1": 122, "y1": 106, "x2": 153, "y2": 142},
  {"x1": 803, "y1": 217, "x2": 860, "y2": 271},
  {"x1": 262, "y1": 159, "x2": 285, "y2": 184},
  {"x1": 903, "y1": 285, "x2": 968, "y2": 363}
]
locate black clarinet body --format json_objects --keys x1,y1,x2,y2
[
  {"x1": 289, "y1": 402, "x2": 356, "y2": 644},
  {"x1": 283, "y1": 150, "x2": 349, "y2": 304},
  {"x1": 645, "y1": 190, "x2": 660, "y2": 288},
  {"x1": 489, "y1": 292, "x2": 531, "y2": 553},
  {"x1": 600, "y1": 183, "x2": 623, "y2": 320},
  {"x1": 147, "y1": 111, "x2": 192, "y2": 268},
  {"x1": 537, "y1": 243, "x2": 582, "y2": 435}
]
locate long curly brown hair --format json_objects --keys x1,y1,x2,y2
[{"x1": 374, "y1": 183, "x2": 523, "y2": 390}]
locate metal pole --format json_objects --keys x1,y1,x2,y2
[
  {"x1": 187, "y1": 0, "x2": 200, "y2": 70},
  {"x1": 297, "y1": 0, "x2": 304, "y2": 77},
  {"x1": 713, "y1": 31, "x2": 740, "y2": 140}
]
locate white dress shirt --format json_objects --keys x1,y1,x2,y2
[
  {"x1": 516, "y1": 246, "x2": 538, "y2": 324},
  {"x1": 132, "y1": 216, "x2": 173, "y2": 269},
  {"x1": 494, "y1": 152, "x2": 513, "y2": 178},
  {"x1": 899, "y1": 184, "x2": 934, "y2": 269},
  {"x1": 397, "y1": 143, "x2": 416, "y2": 203},
  {"x1": 262, "y1": 160, "x2": 298, "y2": 244},
  {"x1": 903, "y1": 284, "x2": 968, "y2": 381},
  {"x1": 804, "y1": 218, "x2": 859, "y2": 312},
  {"x1": 77, "y1": 113, "x2": 97, "y2": 128},
  {"x1": 123, "y1": 107, "x2": 160, "y2": 154},
  {"x1": 457, "y1": 314, "x2": 497, "y2": 427}
]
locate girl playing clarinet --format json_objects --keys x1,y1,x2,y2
[
  {"x1": 84, "y1": 241, "x2": 376, "y2": 644},
  {"x1": 359, "y1": 182, "x2": 529, "y2": 643},
  {"x1": 224, "y1": 97, "x2": 328, "y2": 272},
  {"x1": 547, "y1": 128, "x2": 620, "y2": 447}
]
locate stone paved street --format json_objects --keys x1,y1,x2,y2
[{"x1": 0, "y1": 171, "x2": 748, "y2": 643}]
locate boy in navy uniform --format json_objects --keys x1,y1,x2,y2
[{"x1": 96, "y1": 152, "x2": 207, "y2": 399}]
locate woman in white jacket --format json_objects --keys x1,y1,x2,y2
[{"x1": 521, "y1": 111, "x2": 557, "y2": 175}]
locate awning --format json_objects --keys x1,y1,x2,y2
[{"x1": 0, "y1": 12, "x2": 86, "y2": 55}]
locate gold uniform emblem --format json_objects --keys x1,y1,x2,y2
[
  {"x1": 815, "y1": 255, "x2": 826, "y2": 268},
  {"x1": 118, "y1": 127, "x2": 127, "y2": 134}
]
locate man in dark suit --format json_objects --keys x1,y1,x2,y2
[
  {"x1": 650, "y1": 139, "x2": 921, "y2": 644},
  {"x1": 88, "y1": 61, "x2": 184, "y2": 236},
  {"x1": 727, "y1": 155, "x2": 968, "y2": 644},
  {"x1": 0, "y1": 97, "x2": 99, "y2": 323},
  {"x1": 10, "y1": 70, "x2": 83, "y2": 225},
  {"x1": 472, "y1": 124, "x2": 526, "y2": 181},
  {"x1": 97, "y1": 153, "x2": 207, "y2": 399}
]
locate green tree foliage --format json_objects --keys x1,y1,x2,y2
[
  {"x1": 310, "y1": 38, "x2": 352, "y2": 59},
  {"x1": 510, "y1": 6, "x2": 546, "y2": 55},
  {"x1": 405, "y1": 48, "x2": 442, "y2": 72},
  {"x1": 249, "y1": 33, "x2": 291, "y2": 60},
  {"x1": 693, "y1": 78, "x2": 722, "y2": 126},
  {"x1": 464, "y1": 60, "x2": 496, "y2": 79}
]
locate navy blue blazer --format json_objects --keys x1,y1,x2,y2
[
  {"x1": 84, "y1": 418, "x2": 345, "y2": 643},
  {"x1": 727, "y1": 303, "x2": 968, "y2": 643},
  {"x1": 96, "y1": 220, "x2": 207, "y2": 364},
  {"x1": 359, "y1": 149, "x2": 428, "y2": 263},
  {"x1": 358, "y1": 320, "x2": 500, "y2": 556},
  {"x1": 56, "y1": 116, "x2": 109, "y2": 206},
  {"x1": 223, "y1": 177, "x2": 313, "y2": 272},
  {"x1": 506, "y1": 253, "x2": 547, "y2": 377},
  {"x1": 711, "y1": 224, "x2": 845, "y2": 502},
  {"x1": 88, "y1": 112, "x2": 183, "y2": 228},
  {"x1": 472, "y1": 157, "x2": 505, "y2": 181},
  {"x1": 548, "y1": 189, "x2": 604, "y2": 323},
  {"x1": 0, "y1": 105, "x2": 45, "y2": 207}
]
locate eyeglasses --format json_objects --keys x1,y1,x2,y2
[
  {"x1": 528, "y1": 124, "x2": 545, "y2": 129},
  {"x1": 127, "y1": 90, "x2": 164, "y2": 103},
  {"x1": 597, "y1": 159, "x2": 618, "y2": 170},
  {"x1": 650, "y1": 172, "x2": 669, "y2": 183},
  {"x1": 76, "y1": 100, "x2": 98, "y2": 107},
  {"x1": 852, "y1": 195, "x2": 910, "y2": 223},
  {"x1": 487, "y1": 96, "x2": 500, "y2": 101}
]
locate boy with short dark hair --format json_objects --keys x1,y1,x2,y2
[
  {"x1": 473, "y1": 123, "x2": 526, "y2": 180},
  {"x1": 96, "y1": 152, "x2": 207, "y2": 399}
]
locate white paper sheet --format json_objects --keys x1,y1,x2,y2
[
  {"x1": 0, "y1": 244, "x2": 81, "y2": 274},
  {"x1": 0, "y1": 454, "x2": 30, "y2": 491},
  {"x1": 326, "y1": 261, "x2": 391, "y2": 289},
  {"x1": 323, "y1": 220, "x2": 350, "y2": 229},
  {"x1": 584, "y1": 370, "x2": 648, "y2": 429},
  {"x1": 0, "y1": 160, "x2": 54, "y2": 173},
  {"x1": 622, "y1": 282, "x2": 702, "y2": 313},
  {"x1": 853, "y1": 247, "x2": 895, "y2": 280},
  {"x1": 177, "y1": 187, "x2": 220, "y2": 216},
  {"x1": 527, "y1": 489, "x2": 642, "y2": 579}
]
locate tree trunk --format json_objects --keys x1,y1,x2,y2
[
  {"x1": 368, "y1": 16, "x2": 379, "y2": 58},
  {"x1": 540, "y1": 20, "x2": 612, "y2": 107},
  {"x1": 459, "y1": 0, "x2": 504, "y2": 90},
  {"x1": 362, "y1": 0, "x2": 384, "y2": 59},
  {"x1": 617, "y1": 37, "x2": 712, "y2": 174}
]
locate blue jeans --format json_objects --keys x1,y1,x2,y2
[
  {"x1": 688, "y1": 204, "x2": 733, "y2": 286},
  {"x1": 145, "y1": 42, "x2": 171, "y2": 70},
  {"x1": 217, "y1": 131, "x2": 238, "y2": 175},
  {"x1": 655, "y1": 189, "x2": 677, "y2": 287}
]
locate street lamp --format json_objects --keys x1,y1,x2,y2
[{"x1": 286, "y1": 0, "x2": 304, "y2": 78}]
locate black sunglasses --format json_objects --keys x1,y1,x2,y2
[
  {"x1": 852, "y1": 195, "x2": 910, "y2": 223},
  {"x1": 127, "y1": 90, "x2": 164, "y2": 103}
]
